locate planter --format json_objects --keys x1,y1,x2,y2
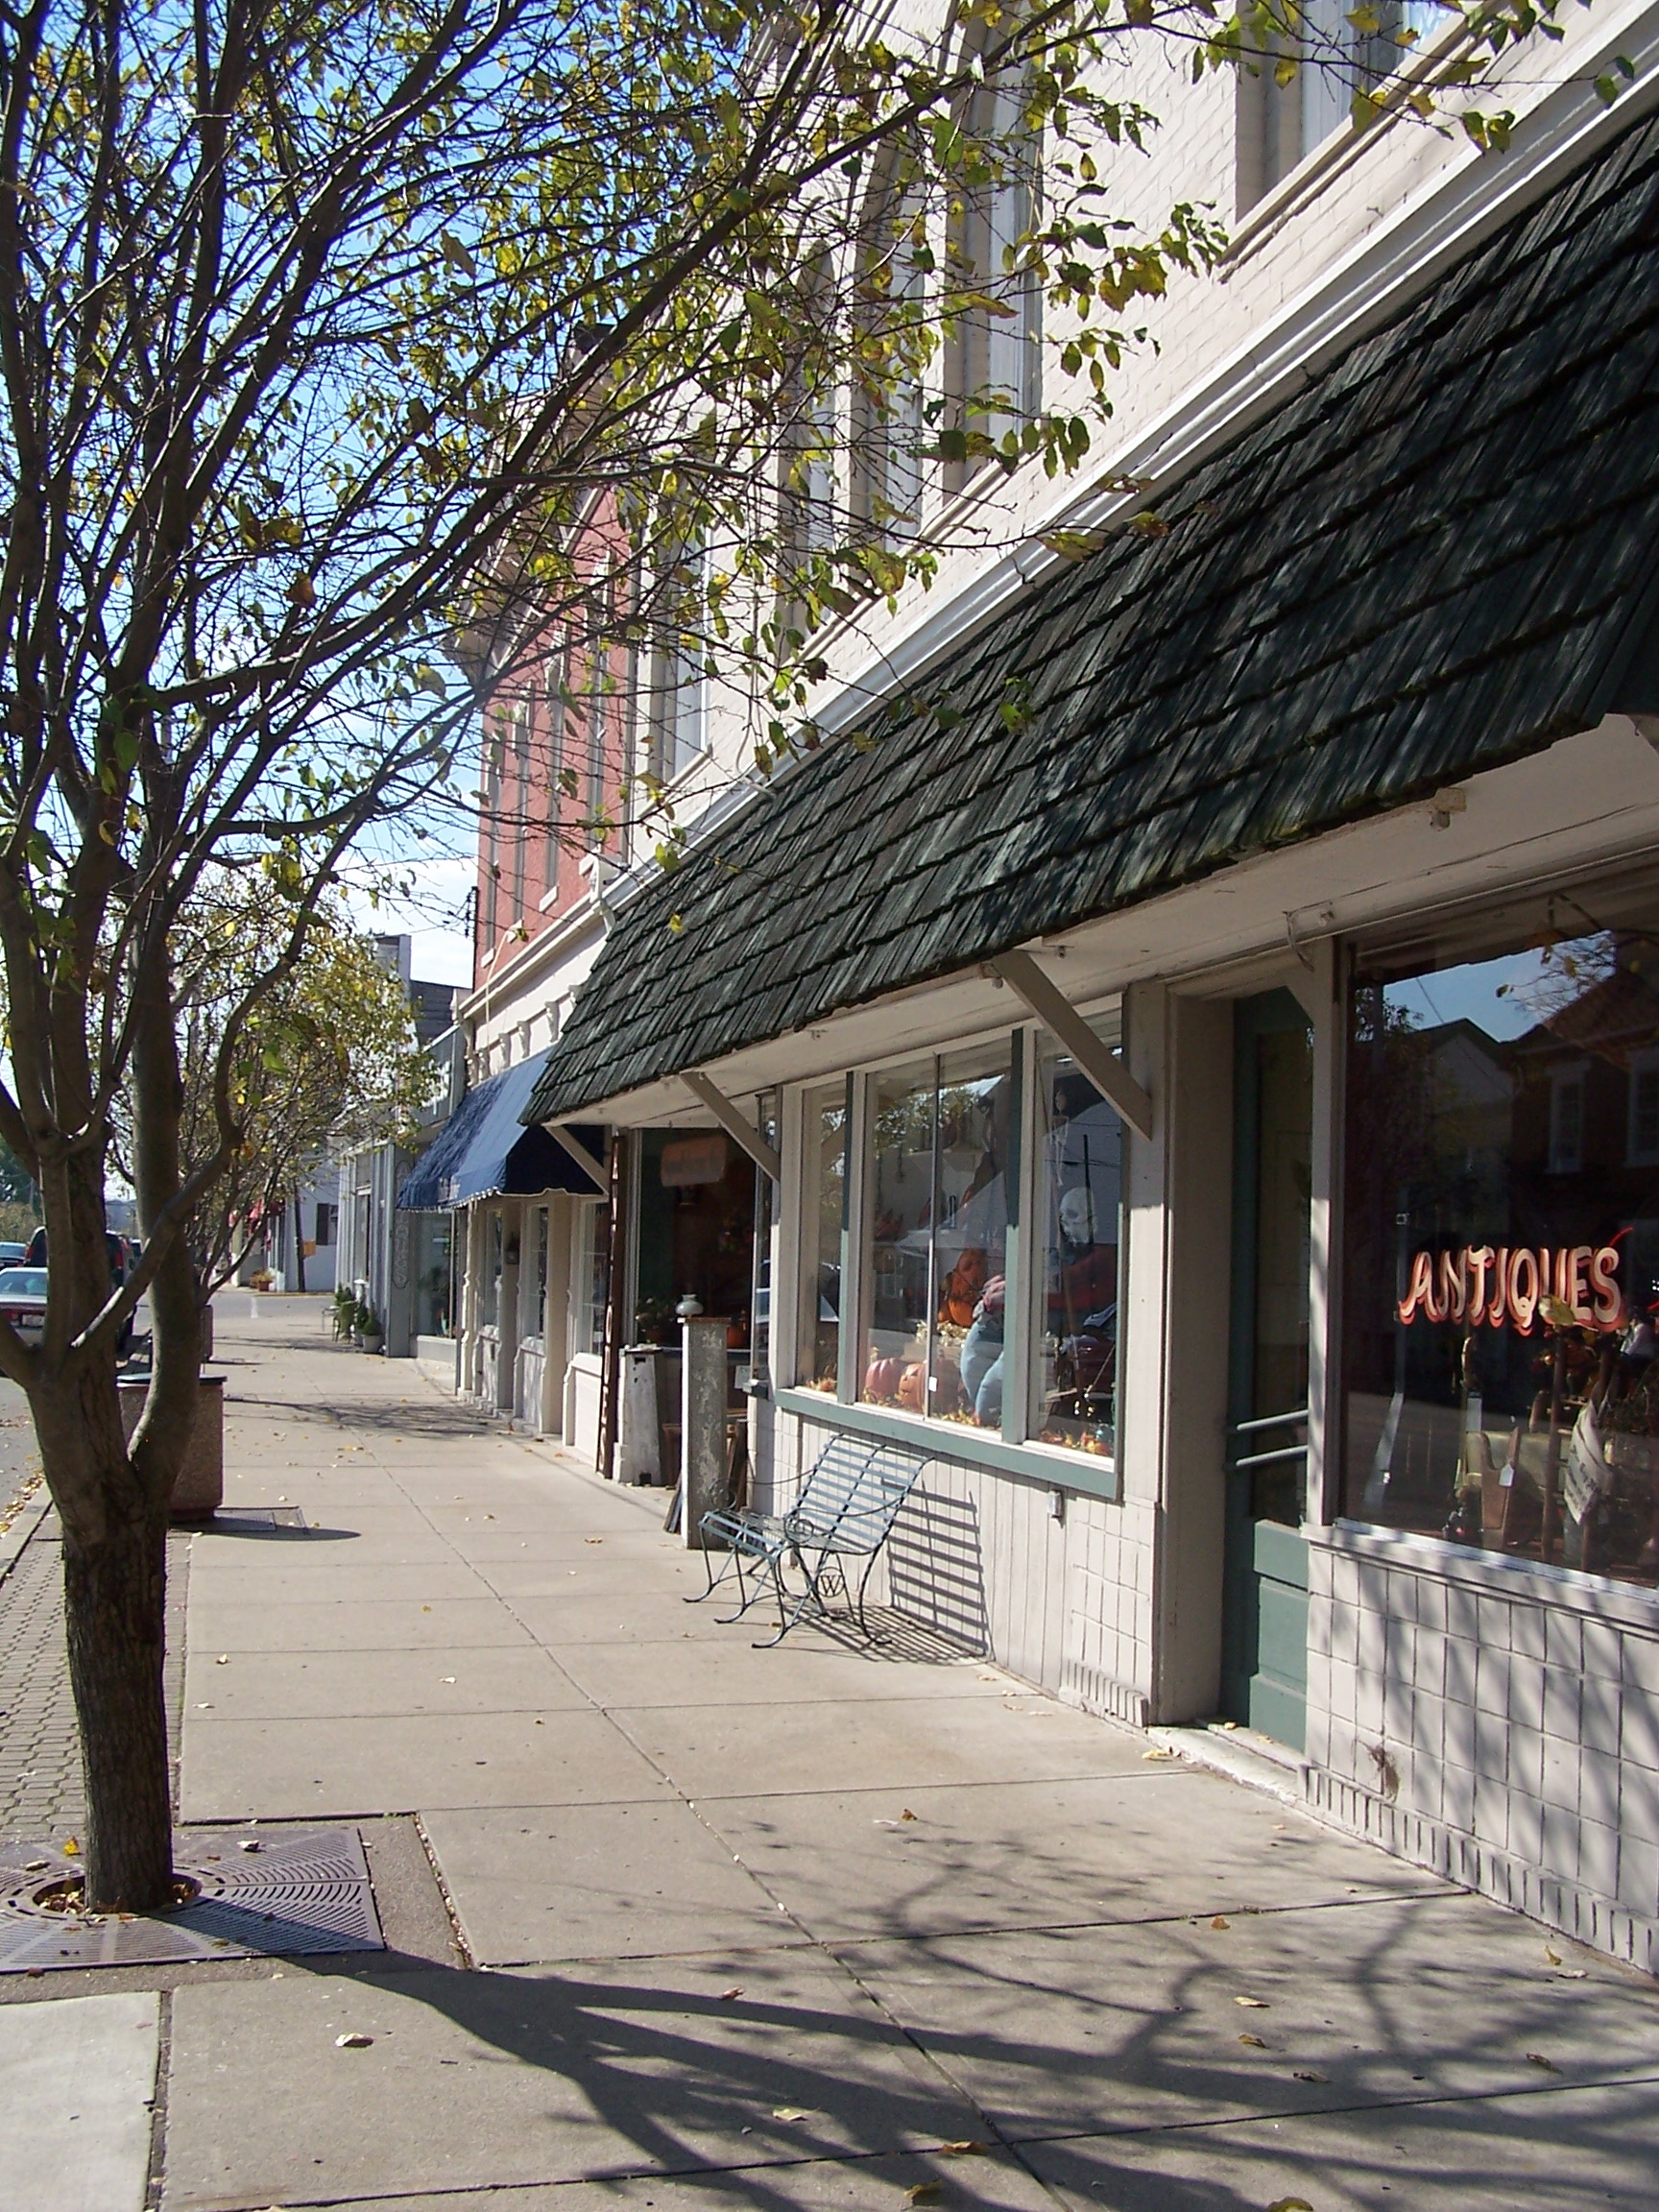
[
  {"x1": 118, "y1": 1373, "x2": 225, "y2": 1521},
  {"x1": 360, "y1": 1334, "x2": 383, "y2": 1357}
]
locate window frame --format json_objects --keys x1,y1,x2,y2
[{"x1": 778, "y1": 1012, "x2": 1128, "y2": 1497}]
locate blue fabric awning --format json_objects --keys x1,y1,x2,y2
[{"x1": 397, "y1": 1051, "x2": 606, "y2": 1209}]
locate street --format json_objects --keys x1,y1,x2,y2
[{"x1": 1, "y1": 1297, "x2": 1657, "y2": 2212}]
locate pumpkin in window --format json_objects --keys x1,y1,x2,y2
[
  {"x1": 863, "y1": 1355, "x2": 904, "y2": 1403},
  {"x1": 897, "y1": 1361, "x2": 926, "y2": 1411}
]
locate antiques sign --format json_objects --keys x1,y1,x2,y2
[{"x1": 1397, "y1": 1242, "x2": 1624, "y2": 1334}]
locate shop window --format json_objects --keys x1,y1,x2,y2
[
  {"x1": 800, "y1": 1083, "x2": 848, "y2": 1393},
  {"x1": 1341, "y1": 902, "x2": 1659, "y2": 1585},
  {"x1": 576, "y1": 1200, "x2": 610, "y2": 1356},
  {"x1": 751, "y1": 1094, "x2": 779, "y2": 1382},
  {"x1": 414, "y1": 1213, "x2": 453, "y2": 1336},
  {"x1": 531, "y1": 1206, "x2": 550, "y2": 1341},
  {"x1": 1032, "y1": 1034, "x2": 1124, "y2": 1457},
  {"x1": 482, "y1": 1210, "x2": 503, "y2": 1331},
  {"x1": 857, "y1": 1043, "x2": 1014, "y2": 1429},
  {"x1": 314, "y1": 1202, "x2": 336, "y2": 1247}
]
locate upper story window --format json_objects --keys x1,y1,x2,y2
[
  {"x1": 652, "y1": 542, "x2": 709, "y2": 783},
  {"x1": 851, "y1": 156, "x2": 930, "y2": 540},
  {"x1": 1237, "y1": 0, "x2": 1453, "y2": 212},
  {"x1": 948, "y1": 68, "x2": 1040, "y2": 484}
]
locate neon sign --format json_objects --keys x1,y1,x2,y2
[{"x1": 1397, "y1": 1243, "x2": 1623, "y2": 1334}]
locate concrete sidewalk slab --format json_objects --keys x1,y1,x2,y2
[
  {"x1": 305, "y1": 2147, "x2": 1059, "y2": 2212},
  {"x1": 181, "y1": 1640, "x2": 592, "y2": 1719},
  {"x1": 837, "y1": 1890, "x2": 1659, "y2": 2142},
  {"x1": 421, "y1": 1799, "x2": 811, "y2": 1965},
  {"x1": 615, "y1": 1694, "x2": 1151, "y2": 1799},
  {"x1": 188, "y1": 1594, "x2": 537, "y2": 1650},
  {"x1": 551, "y1": 1635, "x2": 1029, "y2": 1713},
  {"x1": 1022, "y1": 2074, "x2": 1659, "y2": 2209},
  {"x1": 181, "y1": 1705, "x2": 671, "y2": 1820},
  {"x1": 160, "y1": 1950, "x2": 982, "y2": 2208},
  {"x1": 509, "y1": 1591, "x2": 744, "y2": 1646},
  {"x1": 185, "y1": 1562, "x2": 493, "y2": 1604},
  {"x1": 0, "y1": 1990, "x2": 158, "y2": 2212},
  {"x1": 694, "y1": 1770, "x2": 1445, "y2": 1943}
]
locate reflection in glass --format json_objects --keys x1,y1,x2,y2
[
  {"x1": 1033, "y1": 1042, "x2": 1123, "y2": 1457},
  {"x1": 857, "y1": 1045, "x2": 1013, "y2": 1426},
  {"x1": 802, "y1": 1085, "x2": 846, "y2": 1391},
  {"x1": 933, "y1": 1046, "x2": 1012, "y2": 1426},
  {"x1": 752, "y1": 1094, "x2": 779, "y2": 1382},
  {"x1": 860, "y1": 1062, "x2": 936, "y2": 1411},
  {"x1": 1342, "y1": 910, "x2": 1659, "y2": 1586}
]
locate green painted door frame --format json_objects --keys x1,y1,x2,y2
[{"x1": 1221, "y1": 989, "x2": 1311, "y2": 1749}]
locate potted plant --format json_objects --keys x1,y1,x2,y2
[
  {"x1": 354, "y1": 1298, "x2": 384, "y2": 1354},
  {"x1": 331, "y1": 1285, "x2": 356, "y2": 1341}
]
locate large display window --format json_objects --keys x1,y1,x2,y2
[
  {"x1": 788, "y1": 1013, "x2": 1127, "y2": 1471},
  {"x1": 1342, "y1": 894, "x2": 1659, "y2": 1586}
]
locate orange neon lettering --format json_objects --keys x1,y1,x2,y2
[
  {"x1": 1590, "y1": 1245, "x2": 1624, "y2": 1329},
  {"x1": 1398, "y1": 1249, "x2": 1435, "y2": 1326},
  {"x1": 1508, "y1": 1247, "x2": 1539, "y2": 1334}
]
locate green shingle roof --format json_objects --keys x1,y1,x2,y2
[{"x1": 527, "y1": 109, "x2": 1659, "y2": 1127}]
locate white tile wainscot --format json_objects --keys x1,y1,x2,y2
[{"x1": 1305, "y1": 1521, "x2": 1659, "y2": 1975}]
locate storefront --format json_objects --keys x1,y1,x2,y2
[
  {"x1": 396, "y1": 1051, "x2": 608, "y2": 1432},
  {"x1": 518, "y1": 109, "x2": 1659, "y2": 1971}
]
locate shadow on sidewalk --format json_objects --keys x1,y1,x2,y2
[{"x1": 268, "y1": 1920, "x2": 1659, "y2": 2211}]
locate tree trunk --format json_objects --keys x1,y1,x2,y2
[
  {"x1": 293, "y1": 1185, "x2": 307, "y2": 1292},
  {"x1": 61, "y1": 1506, "x2": 174, "y2": 1911}
]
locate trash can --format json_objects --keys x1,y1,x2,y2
[{"x1": 118, "y1": 1372, "x2": 225, "y2": 1521}]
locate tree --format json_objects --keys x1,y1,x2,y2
[
  {"x1": 145, "y1": 880, "x2": 431, "y2": 1301},
  {"x1": 0, "y1": 0, "x2": 1583, "y2": 1910}
]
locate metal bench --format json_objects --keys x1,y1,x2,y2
[{"x1": 686, "y1": 1432, "x2": 924, "y2": 1646}]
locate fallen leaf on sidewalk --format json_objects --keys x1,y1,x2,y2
[
  {"x1": 1210, "y1": 1915, "x2": 1230, "y2": 1931},
  {"x1": 1291, "y1": 2069, "x2": 1327, "y2": 2084},
  {"x1": 772, "y1": 2107, "x2": 813, "y2": 2122},
  {"x1": 905, "y1": 2186, "x2": 942, "y2": 2204},
  {"x1": 1235, "y1": 1996, "x2": 1269, "y2": 2008},
  {"x1": 239, "y1": 1839, "x2": 261, "y2": 1854},
  {"x1": 900, "y1": 1808, "x2": 918, "y2": 1821},
  {"x1": 1142, "y1": 1748, "x2": 1173, "y2": 1761},
  {"x1": 61, "y1": 1838, "x2": 79, "y2": 1856},
  {"x1": 938, "y1": 2142, "x2": 991, "y2": 2156},
  {"x1": 1526, "y1": 2052, "x2": 1557, "y2": 2072},
  {"x1": 718, "y1": 1986, "x2": 743, "y2": 2001},
  {"x1": 421, "y1": 1605, "x2": 431, "y2": 1612},
  {"x1": 1544, "y1": 1946, "x2": 1563, "y2": 1964},
  {"x1": 335, "y1": 2032, "x2": 373, "y2": 2049},
  {"x1": 1238, "y1": 2032, "x2": 1267, "y2": 2049},
  {"x1": 216, "y1": 1654, "x2": 228, "y2": 1665},
  {"x1": 439, "y1": 1676, "x2": 456, "y2": 1684},
  {"x1": 1265, "y1": 2199, "x2": 1313, "y2": 2212},
  {"x1": 586, "y1": 1537, "x2": 603, "y2": 1545}
]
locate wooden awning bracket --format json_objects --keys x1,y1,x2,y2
[
  {"x1": 681, "y1": 1070, "x2": 781, "y2": 1183},
  {"x1": 544, "y1": 1123, "x2": 611, "y2": 1193},
  {"x1": 990, "y1": 950, "x2": 1154, "y2": 1140}
]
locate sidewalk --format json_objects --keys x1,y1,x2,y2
[{"x1": 4, "y1": 1295, "x2": 1659, "y2": 2211}]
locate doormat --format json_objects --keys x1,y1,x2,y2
[{"x1": 0, "y1": 1825, "x2": 383, "y2": 1972}]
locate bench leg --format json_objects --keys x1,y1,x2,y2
[{"x1": 685, "y1": 1542, "x2": 743, "y2": 1607}]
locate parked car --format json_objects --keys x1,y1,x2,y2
[
  {"x1": 18, "y1": 1231, "x2": 138, "y2": 1357},
  {"x1": 0, "y1": 1241, "x2": 24, "y2": 1264},
  {"x1": 0, "y1": 1266, "x2": 48, "y2": 1347}
]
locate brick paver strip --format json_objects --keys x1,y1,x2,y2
[{"x1": 0, "y1": 1509, "x2": 190, "y2": 1844}]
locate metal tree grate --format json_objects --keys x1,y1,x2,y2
[{"x1": 0, "y1": 1825, "x2": 384, "y2": 1972}]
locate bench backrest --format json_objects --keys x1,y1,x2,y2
[{"x1": 791, "y1": 1436, "x2": 924, "y2": 1555}]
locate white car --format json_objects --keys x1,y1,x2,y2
[{"x1": 0, "y1": 1266, "x2": 47, "y2": 1347}]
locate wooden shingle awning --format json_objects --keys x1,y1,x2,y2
[{"x1": 526, "y1": 109, "x2": 1659, "y2": 1131}]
